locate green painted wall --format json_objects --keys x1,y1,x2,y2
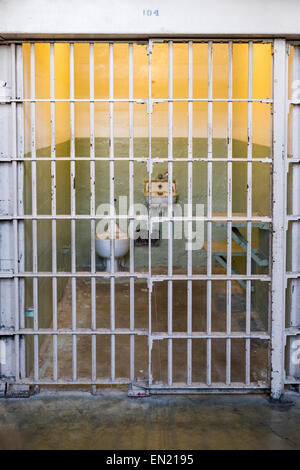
[{"x1": 24, "y1": 137, "x2": 271, "y2": 271}]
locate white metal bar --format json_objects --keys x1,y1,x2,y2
[
  {"x1": 167, "y1": 40, "x2": 173, "y2": 386},
  {"x1": 0, "y1": 214, "x2": 273, "y2": 222},
  {"x1": 246, "y1": 41, "x2": 253, "y2": 385},
  {"x1": 148, "y1": 40, "x2": 153, "y2": 386},
  {"x1": 17, "y1": 378, "x2": 133, "y2": 386},
  {"x1": 10, "y1": 98, "x2": 273, "y2": 103},
  {"x1": 4, "y1": 156, "x2": 273, "y2": 163},
  {"x1": 16, "y1": 44, "x2": 25, "y2": 378},
  {"x1": 4, "y1": 38, "x2": 272, "y2": 44},
  {"x1": 187, "y1": 41, "x2": 193, "y2": 386},
  {"x1": 109, "y1": 43, "x2": 116, "y2": 381},
  {"x1": 290, "y1": 45, "x2": 300, "y2": 381},
  {"x1": 9, "y1": 272, "x2": 272, "y2": 281},
  {"x1": 270, "y1": 49, "x2": 274, "y2": 161},
  {"x1": 13, "y1": 379, "x2": 269, "y2": 389},
  {"x1": 30, "y1": 43, "x2": 39, "y2": 382},
  {"x1": 143, "y1": 382, "x2": 269, "y2": 392},
  {"x1": 4, "y1": 39, "x2": 280, "y2": 392},
  {"x1": 129, "y1": 42, "x2": 135, "y2": 382},
  {"x1": 6, "y1": 330, "x2": 270, "y2": 339},
  {"x1": 89, "y1": 43, "x2": 96, "y2": 389},
  {"x1": 50, "y1": 43, "x2": 58, "y2": 382},
  {"x1": 206, "y1": 41, "x2": 213, "y2": 386},
  {"x1": 226, "y1": 41, "x2": 233, "y2": 385},
  {"x1": 11, "y1": 43, "x2": 20, "y2": 380},
  {"x1": 70, "y1": 43, "x2": 77, "y2": 382},
  {"x1": 271, "y1": 39, "x2": 288, "y2": 399}
]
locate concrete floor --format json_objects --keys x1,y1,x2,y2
[
  {"x1": 0, "y1": 390, "x2": 299, "y2": 450},
  {"x1": 14, "y1": 267, "x2": 280, "y2": 451},
  {"x1": 29, "y1": 271, "x2": 268, "y2": 385}
]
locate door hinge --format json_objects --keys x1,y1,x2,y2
[
  {"x1": 0, "y1": 382, "x2": 31, "y2": 398},
  {"x1": 147, "y1": 99, "x2": 153, "y2": 114},
  {"x1": 146, "y1": 40, "x2": 153, "y2": 56},
  {"x1": 128, "y1": 383, "x2": 150, "y2": 397}
]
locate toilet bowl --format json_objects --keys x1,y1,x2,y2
[{"x1": 95, "y1": 222, "x2": 129, "y2": 272}]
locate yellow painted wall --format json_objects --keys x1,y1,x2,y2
[{"x1": 23, "y1": 42, "x2": 272, "y2": 151}]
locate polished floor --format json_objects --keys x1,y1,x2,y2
[
  {"x1": 0, "y1": 390, "x2": 299, "y2": 450},
  {"x1": 30, "y1": 270, "x2": 269, "y2": 386}
]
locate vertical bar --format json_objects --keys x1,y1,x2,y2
[
  {"x1": 290, "y1": 46, "x2": 300, "y2": 380},
  {"x1": 11, "y1": 44, "x2": 20, "y2": 380},
  {"x1": 16, "y1": 44, "x2": 26, "y2": 378},
  {"x1": 206, "y1": 41, "x2": 213, "y2": 386},
  {"x1": 129, "y1": 43, "x2": 135, "y2": 382},
  {"x1": 147, "y1": 40, "x2": 153, "y2": 386},
  {"x1": 268, "y1": 43, "x2": 275, "y2": 376},
  {"x1": 90, "y1": 43, "x2": 96, "y2": 391},
  {"x1": 50, "y1": 43, "x2": 58, "y2": 382},
  {"x1": 226, "y1": 41, "x2": 233, "y2": 386},
  {"x1": 0, "y1": 45, "x2": 15, "y2": 380},
  {"x1": 246, "y1": 41, "x2": 253, "y2": 385},
  {"x1": 187, "y1": 41, "x2": 193, "y2": 386},
  {"x1": 271, "y1": 39, "x2": 287, "y2": 399},
  {"x1": 30, "y1": 43, "x2": 39, "y2": 382},
  {"x1": 270, "y1": 48, "x2": 274, "y2": 161},
  {"x1": 167, "y1": 41, "x2": 173, "y2": 386},
  {"x1": 109, "y1": 43, "x2": 116, "y2": 381},
  {"x1": 70, "y1": 43, "x2": 77, "y2": 382}
]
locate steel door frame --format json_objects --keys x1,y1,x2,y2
[{"x1": 0, "y1": 38, "x2": 297, "y2": 398}]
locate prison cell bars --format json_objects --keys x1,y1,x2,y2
[
  {"x1": 187, "y1": 41, "x2": 193, "y2": 386},
  {"x1": 288, "y1": 45, "x2": 300, "y2": 386},
  {"x1": 11, "y1": 44, "x2": 20, "y2": 380},
  {"x1": 147, "y1": 40, "x2": 153, "y2": 386},
  {"x1": 90, "y1": 42, "x2": 97, "y2": 393},
  {"x1": 1, "y1": 156, "x2": 272, "y2": 162},
  {"x1": 5, "y1": 271, "x2": 271, "y2": 279},
  {"x1": 3, "y1": 156, "x2": 273, "y2": 163},
  {"x1": 11, "y1": 98, "x2": 273, "y2": 103},
  {"x1": 6, "y1": 39, "x2": 278, "y2": 391},
  {"x1": 226, "y1": 41, "x2": 233, "y2": 386},
  {"x1": 167, "y1": 41, "x2": 173, "y2": 386},
  {"x1": 109, "y1": 43, "x2": 116, "y2": 382},
  {"x1": 271, "y1": 39, "x2": 288, "y2": 399},
  {"x1": 246, "y1": 42, "x2": 253, "y2": 386},
  {"x1": 50, "y1": 43, "x2": 58, "y2": 382},
  {"x1": 30, "y1": 44, "x2": 39, "y2": 383},
  {"x1": 1, "y1": 214, "x2": 272, "y2": 220},
  {"x1": 129, "y1": 43, "x2": 135, "y2": 383},
  {"x1": 206, "y1": 41, "x2": 213, "y2": 386},
  {"x1": 70, "y1": 43, "x2": 77, "y2": 382},
  {"x1": 282, "y1": 44, "x2": 300, "y2": 390},
  {"x1": 16, "y1": 44, "x2": 26, "y2": 379},
  {"x1": 268, "y1": 45, "x2": 274, "y2": 387}
]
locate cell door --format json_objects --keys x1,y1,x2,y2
[{"x1": 0, "y1": 39, "x2": 292, "y2": 398}]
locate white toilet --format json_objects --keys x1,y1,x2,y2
[{"x1": 95, "y1": 222, "x2": 129, "y2": 272}]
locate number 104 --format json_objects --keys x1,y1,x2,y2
[{"x1": 143, "y1": 9, "x2": 159, "y2": 16}]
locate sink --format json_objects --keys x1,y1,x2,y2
[{"x1": 144, "y1": 179, "x2": 177, "y2": 207}]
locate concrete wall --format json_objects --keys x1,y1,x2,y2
[
  {"x1": 22, "y1": 42, "x2": 272, "y2": 153},
  {"x1": 0, "y1": 0, "x2": 300, "y2": 39}
]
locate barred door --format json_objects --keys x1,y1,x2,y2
[{"x1": 0, "y1": 39, "x2": 295, "y2": 398}]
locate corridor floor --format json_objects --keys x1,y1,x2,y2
[
  {"x1": 0, "y1": 390, "x2": 299, "y2": 450},
  {"x1": 31, "y1": 272, "x2": 269, "y2": 386}
]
